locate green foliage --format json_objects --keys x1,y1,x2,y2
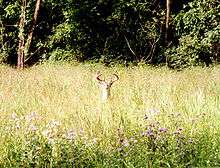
[
  {"x1": 166, "y1": 35, "x2": 207, "y2": 68},
  {"x1": 0, "y1": 0, "x2": 219, "y2": 67},
  {"x1": 0, "y1": 0, "x2": 37, "y2": 64},
  {"x1": 47, "y1": 48, "x2": 83, "y2": 62},
  {"x1": 167, "y1": 0, "x2": 220, "y2": 68},
  {"x1": 0, "y1": 0, "x2": 164, "y2": 64},
  {"x1": 0, "y1": 22, "x2": 8, "y2": 62},
  {"x1": 67, "y1": 0, "x2": 163, "y2": 63}
]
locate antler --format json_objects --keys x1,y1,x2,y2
[
  {"x1": 110, "y1": 74, "x2": 119, "y2": 83},
  {"x1": 96, "y1": 72, "x2": 104, "y2": 82},
  {"x1": 96, "y1": 72, "x2": 119, "y2": 101}
]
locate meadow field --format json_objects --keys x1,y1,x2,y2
[{"x1": 0, "y1": 63, "x2": 220, "y2": 167}]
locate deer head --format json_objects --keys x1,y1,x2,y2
[{"x1": 96, "y1": 72, "x2": 119, "y2": 101}]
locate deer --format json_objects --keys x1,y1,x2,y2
[{"x1": 95, "y1": 72, "x2": 119, "y2": 102}]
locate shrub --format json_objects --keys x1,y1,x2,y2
[{"x1": 167, "y1": 0, "x2": 220, "y2": 68}]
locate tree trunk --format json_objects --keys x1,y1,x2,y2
[
  {"x1": 25, "y1": 0, "x2": 42, "y2": 59},
  {"x1": 17, "y1": 0, "x2": 42, "y2": 69},
  {"x1": 165, "y1": 0, "x2": 172, "y2": 44},
  {"x1": 17, "y1": 0, "x2": 26, "y2": 69}
]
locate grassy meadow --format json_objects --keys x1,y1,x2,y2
[{"x1": 0, "y1": 63, "x2": 220, "y2": 167}]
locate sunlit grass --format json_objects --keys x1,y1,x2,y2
[{"x1": 0, "y1": 63, "x2": 220, "y2": 167}]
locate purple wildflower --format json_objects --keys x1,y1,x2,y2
[
  {"x1": 174, "y1": 128, "x2": 183, "y2": 135},
  {"x1": 158, "y1": 127, "x2": 168, "y2": 133},
  {"x1": 143, "y1": 129, "x2": 154, "y2": 137},
  {"x1": 64, "y1": 129, "x2": 76, "y2": 140},
  {"x1": 122, "y1": 139, "x2": 129, "y2": 147},
  {"x1": 47, "y1": 120, "x2": 61, "y2": 128},
  {"x1": 25, "y1": 111, "x2": 41, "y2": 122},
  {"x1": 148, "y1": 108, "x2": 160, "y2": 116},
  {"x1": 29, "y1": 124, "x2": 38, "y2": 132}
]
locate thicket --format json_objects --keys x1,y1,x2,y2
[{"x1": 0, "y1": 0, "x2": 219, "y2": 68}]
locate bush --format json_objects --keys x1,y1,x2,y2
[
  {"x1": 167, "y1": 0, "x2": 220, "y2": 68},
  {"x1": 47, "y1": 49, "x2": 83, "y2": 62}
]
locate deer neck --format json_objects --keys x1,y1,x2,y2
[{"x1": 100, "y1": 86, "x2": 111, "y2": 101}]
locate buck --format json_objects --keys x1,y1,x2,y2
[{"x1": 96, "y1": 72, "x2": 119, "y2": 101}]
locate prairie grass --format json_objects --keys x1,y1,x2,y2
[{"x1": 0, "y1": 63, "x2": 220, "y2": 167}]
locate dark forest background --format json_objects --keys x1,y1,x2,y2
[{"x1": 0, "y1": 0, "x2": 219, "y2": 68}]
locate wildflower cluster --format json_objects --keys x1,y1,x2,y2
[{"x1": 1, "y1": 110, "x2": 219, "y2": 167}]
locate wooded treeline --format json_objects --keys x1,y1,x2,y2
[{"x1": 0, "y1": 0, "x2": 219, "y2": 68}]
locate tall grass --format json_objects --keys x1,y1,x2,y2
[{"x1": 0, "y1": 63, "x2": 220, "y2": 167}]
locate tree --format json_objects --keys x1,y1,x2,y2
[
  {"x1": 17, "y1": 0, "x2": 26, "y2": 69},
  {"x1": 1, "y1": 0, "x2": 219, "y2": 68},
  {"x1": 17, "y1": 0, "x2": 42, "y2": 69},
  {"x1": 53, "y1": 0, "x2": 164, "y2": 64},
  {"x1": 165, "y1": 0, "x2": 172, "y2": 44}
]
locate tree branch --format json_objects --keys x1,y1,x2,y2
[{"x1": 124, "y1": 35, "x2": 136, "y2": 57}]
